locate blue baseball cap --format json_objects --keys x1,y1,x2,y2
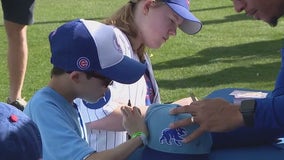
[
  {"x1": 49, "y1": 19, "x2": 146, "y2": 84},
  {"x1": 142, "y1": 104, "x2": 212, "y2": 160},
  {"x1": 164, "y1": 0, "x2": 202, "y2": 35},
  {"x1": 0, "y1": 102, "x2": 42, "y2": 160}
]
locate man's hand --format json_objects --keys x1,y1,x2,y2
[{"x1": 170, "y1": 98, "x2": 244, "y2": 143}]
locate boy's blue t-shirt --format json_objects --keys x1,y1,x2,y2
[{"x1": 24, "y1": 86, "x2": 94, "y2": 160}]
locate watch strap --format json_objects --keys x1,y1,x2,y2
[{"x1": 240, "y1": 99, "x2": 256, "y2": 127}]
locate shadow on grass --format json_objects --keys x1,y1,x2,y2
[
  {"x1": 29, "y1": 13, "x2": 248, "y2": 27},
  {"x1": 154, "y1": 39, "x2": 283, "y2": 89},
  {"x1": 192, "y1": 5, "x2": 233, "y2": 13},
  {"x1": 203, "y1": 13, "x2": 250, "y2": 26},
  {"x1": 0, "y1": 17, "x2": 106, "y2": 27},
  {"x1": 32, "y1": 17, "x2": 106, "y2": 25},
  {"x1": 0, "y1": 5, "x2": 248, "y2": 27},
  {"x1": 0, "y1": 6, "x2": 248, "y2": 27},
  {"x1": 191, "y1": 4, "x2": 251, "y2": 25}
]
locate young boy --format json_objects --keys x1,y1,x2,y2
[{"x1": 24, "y1": 19, "x2": 148, "y2": 160}]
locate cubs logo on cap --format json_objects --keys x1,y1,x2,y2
[
  {"x1": 160, "y1": 127, "x2": 186, "y2": 146},
  {"x1": 77, "y1": 57, "x2": 90, "y2": 70}
]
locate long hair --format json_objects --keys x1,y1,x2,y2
[{"x1": 103, "y1": 0, "x2": 164, "y2": 62}]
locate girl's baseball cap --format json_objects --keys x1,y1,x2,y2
[{"x1": 164, "y1": 0, "x2": 202, "y2": 35}]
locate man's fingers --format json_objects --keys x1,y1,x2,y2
[
  {"x1": 170, "y1": 117, "x2": 194, "y2": 129},
  {"x1": 170, "y1": 105, "x2": 189, "y2": 115},
  {"x1": 182, "y1": 127, "x2": 206, "y2": 143},
  {"x1": 170, "y1": 101, "x2": 200, "y2": 115}
]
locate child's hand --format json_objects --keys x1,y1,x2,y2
[{"x1": 121, "y1": 106, "x2": 148, "y2": 136}]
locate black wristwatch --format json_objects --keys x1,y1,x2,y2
[{"x1": 240, "y1": 99, "x2": 256, "y2": 127}]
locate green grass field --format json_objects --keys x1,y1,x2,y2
[{"x1": 0, "y1": 0, "x2": 283, "y2": 103}]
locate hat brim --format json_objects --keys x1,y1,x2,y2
[
  {"x1": 97, "y1": 56, "x2": 146, "y2": 84},
  {"x1": 166, "y1": 3, "x2": 202, "y2": 35}
]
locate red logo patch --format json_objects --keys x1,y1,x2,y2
[
  {"x1": 9, "y1": 114, "x2": 18, "y2": 122},
  {"x1": 77, "y1": 57, "x2": 90, "y2": 70}
]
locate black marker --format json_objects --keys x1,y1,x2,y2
[
  {"x1": 190, "y1": 92, "x2": 197, "y2": 102},
  {"x1": 128, "y1": 99, "x2": 132, "y2": 107}
]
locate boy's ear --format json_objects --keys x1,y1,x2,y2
[{"x1": 69, "y1": 71, "x2": 81, "y2": 83}]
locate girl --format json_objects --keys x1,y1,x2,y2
[{"x1": 75, "y1": 0, "x2": 202, "y2": 152}]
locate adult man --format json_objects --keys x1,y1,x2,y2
[{"x1": 170, "y1": 0, "x2": 284, "y2": 143}]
